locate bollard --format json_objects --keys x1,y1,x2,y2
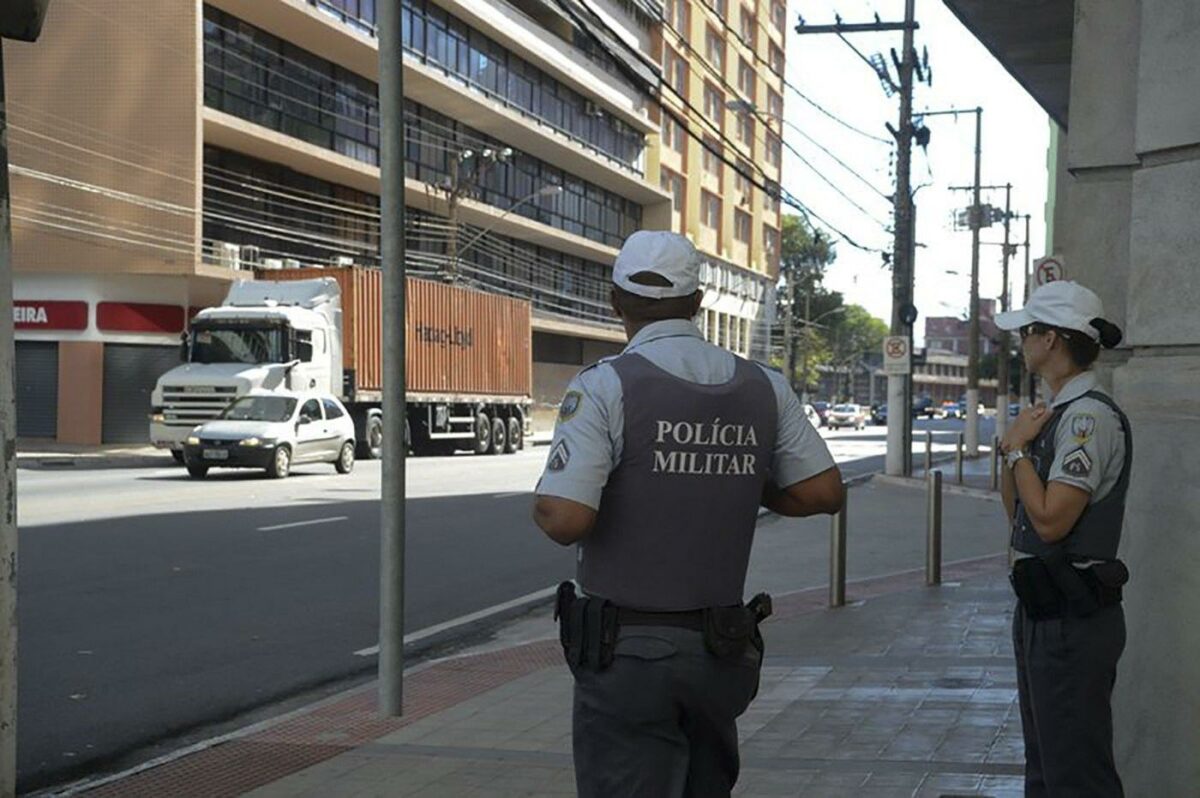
[
  {"x1": 829, "y1": 495, "x2": 847, "y2": 607},
  {"x1": 956, "y1": 432, "x2": 964, "y2": 485},
  {"x1": 926, "y1": 470, "x2": 943, "y2": 586},
  {"x1": 924, "y1": 429, "x2": 932, "y2": 474},
  {"x1": 990, "y1": 436, "x2": 1000, "y2": 491}
]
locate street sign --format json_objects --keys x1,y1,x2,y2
[
  {"x1": 1034, "y1": 255, "x2": 1066, "y2": 286},
  {"x1": 883, "y1": 336, "x2": 911, "y2": 375}
]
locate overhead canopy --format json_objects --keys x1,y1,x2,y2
[{"x1": 942, "y1": 0, "x2": 1074, "y2": 128}]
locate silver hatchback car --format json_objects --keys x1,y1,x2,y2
[{"x1": 183, "y1": 391, "x2": 357, "y2": 479}]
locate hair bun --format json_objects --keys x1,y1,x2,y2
[{"x1": 1090, "y1": 318, "x2": 1123, "y2": 349}]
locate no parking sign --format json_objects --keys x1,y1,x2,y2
[{"x1": 1034, "y1": 256, "x2": 1066, "y2": 286}]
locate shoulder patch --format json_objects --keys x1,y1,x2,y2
[
  {"x1": 547, "y1": 440, "x2": 571, "y2": 472},
  {"x1": 1069, "y1": 413, "x2": 1096, "y2": 444},
  {"x1": 558, "y1": 390, "x2": 583, "y2": 422},
  {"x1": 1061, "y1": 447, "x2": 1093, "y2": 478}
]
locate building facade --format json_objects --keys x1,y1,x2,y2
[
  {"x1": 7, "y1": 0, "x2": 674, "y2": 443},
  {"x1": 815, "y1": 349, "x2": 998, "y2": 409},
  {"x1": 923, "y1": 298, "x2": 998, "y2": 357},
  {"x1": 650, "y1": 0, "x2": 786, "y2": 362},
  {"x1": 946, "y1": 1, "x2": 1200, "y2": 792}
]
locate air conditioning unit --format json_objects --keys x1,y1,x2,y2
[
  {"x1": 282, "y1": 258, "x2": 302, "y2": 270},
  {"x1": 239, "y1": 245, "x2": 261, "y2": 267},
  {"x1": 215, "y1": 241, "x2": 240, "y2": 271},
  {"x1": 260, "y1": 258, "x2": 284, "y2": 270},
  {"x1": 334, "y1": 256, "x2": 355, "y2": 267}
]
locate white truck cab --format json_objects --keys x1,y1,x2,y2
[{"x1": 150, "y1": 279, "x2": 342, "y2": 455}]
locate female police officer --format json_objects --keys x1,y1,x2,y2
[{"x1": 993, "y1": 280, "x2": 1129, "y2": 797}]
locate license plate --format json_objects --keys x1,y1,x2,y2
[{"x1": 203, "y1": 449, "x2": 229, "y2": 461}]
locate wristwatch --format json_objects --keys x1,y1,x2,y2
[{"x1": 1005, "y1": 448, "x2": 1028, "y2": 469}]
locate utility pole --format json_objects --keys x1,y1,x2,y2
[
  {"x1": 1023, "y1": 214, "x2": 1036, "y2": 404},
  {"x1": 378, "y1": 0, "x2": 407, "y2": 717},
  {"x1": 783, "y1": 269, "x2": 795, "y2": 392},
  {"x1": 800, "y1": 283, "x2": 811, "y2": 403},
  {"x1": 797, "y1": 1, "x2": 920, "y2": 476},
  {"x1": 995, "y1": 183, "x2": 1013, "y2": 440},
  {"x1": 966, "y1": 109, "x2": 983, "y2": 456}
]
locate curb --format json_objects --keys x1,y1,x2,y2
[
  {"x1": 873, "y1": 472, "x2": 1001, "y2": 502},
  {"x1": 17, "y1": 454, "x2": 174, "y2": 471}
]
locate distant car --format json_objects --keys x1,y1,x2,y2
[
  {"x1": 827, "y1": 403, "x2": 867, "y2": 431},
  {"x1": 912, "y1": 396, "x2": 936, "y2": 418},
  {"x1": 938, "y1": 400, "x2": 964, "y2": 419},
  {"x1": 803, "y1": 403, "x2": 821, "y2": 428},
  {"x1": 870, "y1": 403, "x2": 888, "y2": 425},
  {"x1": 1009, "y1": 402, "x2": 1022, "y2": 417},
  {"x1": 183, "y1": 391, "x2": 357, "y2": 479},
  {"x1": 812, "y1": 401, "x2": 830, "y2": 427}
]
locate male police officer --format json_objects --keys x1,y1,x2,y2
[
  {"x1": 532, "y1": 231, "x2": 844, "y2": 797},
  {"x1": 995, "y1": 281, "x2": 1130, "y2": 797}
]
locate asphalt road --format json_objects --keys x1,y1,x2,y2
[{"x1": 15, "y1": 416, "x2": 993, "y2": 791}]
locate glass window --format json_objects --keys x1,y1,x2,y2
[
  {"x1": 735, "y1": 209, "x2": 752, "y2": 243},
  {"x1": 702, "y1": 191, "x2": 721, "y2": 229},
  {"x1": 703, "y1": 136, "x2": 722, "y2": 176},
  {"x1": 736, "y1": 112, "x2": 753, "y2": 146},
  {"x1": 771, "y1": 1, "x2": 786, "y2": 30},
  {"x1": 300, "y1": 399, "x2": 323, "y2": 421},
  {"x1": 322, "y1": 398, "x2": 346, "y2": 419},
  {"x1": 705, "y1": 27, "x2": 724, "y2": 72},
  {"x1": 766, "y1": 131, "x2": 782, "y2": 167},
  {"x1": 739, "y1": 6, "x2": 756, "y2": 44},
  {"x1": 738, "y1": 57, "x2": 756, "y2": 99},
  {"x1": 703, "y1": 82, "x2": 724, "y2": 126},
  {"x1": 768, "y1": 88, "x2": 783, "y2": 120},
  {"x1": 735, "y1": 161, "x2": 752, "y2": 198},
  {"x1": 769, "y1": 42, "x2": 785, "y2": 75}
]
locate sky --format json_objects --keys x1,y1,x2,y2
[{"x1": 779, "y1": 0, "x2": 1052, "y2": 344}]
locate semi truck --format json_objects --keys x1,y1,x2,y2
[{"x1": 150, "y1": 267, "x2": 532, "y2": 459}]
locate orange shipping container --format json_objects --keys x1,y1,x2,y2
[{"x1": 257, "y1": 267, "x2": 531, "y2": 398}]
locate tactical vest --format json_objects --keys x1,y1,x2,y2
[
  {"x1": 1012, "y1": 390, "x2": 1133, "y2": 560},
  {"x1": 579, "y1": 353, "x2": 777, "y2": 611}
]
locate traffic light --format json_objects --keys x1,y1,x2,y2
[{"x1": 1, "y1": 0, "x2": 51, "y2": 42}]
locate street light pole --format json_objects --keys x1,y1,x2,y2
[
  {"x1": 455, "y1": 185, "x2": 562, "y2": 260},
  {"x1": 995, "y1": 183, "x2": 1013, "y2": 440}
]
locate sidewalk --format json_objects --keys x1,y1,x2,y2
[
  {"x1": 16, "y1": 441, "x2": 172, "y2": 470},
  {"x1": 61, "y1": 482, "x2": 1025, "y2": 798}
]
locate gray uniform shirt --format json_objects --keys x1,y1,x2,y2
[
  {"x1": 535, "y1": 318, "x2": 835, "y2": 508},
  {"x1": 1043, "y1": 371, "x2": 1125, "y2": 503}
]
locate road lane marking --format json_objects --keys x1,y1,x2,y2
[
  {"x1": 257, "y1": 516, "x2": 349, "y2": 532},
  {"x1": 353, "y1": 585, "x2": 558, "y2": 657}
]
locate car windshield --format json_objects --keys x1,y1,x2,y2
[
  {"x1": 190, "y1": 325, "x2": 287, "y2": 365},
  {"x1": 833, "y1": 405, "x2": 856, "y2": 413},
  {"x1": 220, "y1": 396, "x2": 297, "y2": 422}
]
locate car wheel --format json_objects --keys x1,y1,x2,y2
[
  {"x1": 335, "y1": 441, "x2": 355, "y2": 474},
  {"x1": 267, "y1": 445, "x2": 292, "y2": 479},
  {"x1": 474, "y1": 413, "x2": 491, "y2": 455},
  {"x1": 490, "y1": 417, "x2": 507, "y2": 455},
  {"x1": 171, "y1": 450, "x2": 185, "y2": 465},
  {"x1": 506, "y1": 417, "x2": 522, "y2": 454},
  {"x1": 186, "y1": 464, "x2": 208, "y2": 478}
]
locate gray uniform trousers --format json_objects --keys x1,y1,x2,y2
[
  {"x1": 571, "y1": 625, "x2": 761, "y2": 798},
  {"x1": 1012, "y1": 602, "x2": 1125, "y2": 797}
]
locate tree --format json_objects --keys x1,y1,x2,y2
[
  {"x1": 775, "y1": 215, "x2": 839, "y2": 393},
  {"x1": 827, "y1": 305, "x2": 889, "y2": 400}
]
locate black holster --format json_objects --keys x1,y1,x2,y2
[
  {"x1": 1010, "y1": 554, "x2": 1128, "y2": 620},
  {"x1": 555, "y1": 582, "x2": 618, "y2": 672},
  {"x1": 703, "y1": 592, "x2": 772, "y2": 660}
]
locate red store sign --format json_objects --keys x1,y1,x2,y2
[
  {"x1": 14, "y1": 300, "x2": 89, "y2": 330},
  {"x1": 97, "y1": 302, "x2": 185, "y2": 334}
]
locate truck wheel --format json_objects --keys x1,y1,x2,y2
[
  {"x1": 358, "y1": 414, "x2": 383, "y2": 460},
  {"x1": 506, "y1": 417, "x2": 522, "y2": 454},
  {"x1": 335, "y1": 441, "x2": 355, "y2": 474},
  {"x1": 474, "y1": 413, "x2": 491, "y2": 455},
  {"x1": 171, "y1": 450, "x2": 185, "y2": 465},
  {"x1": 267, "y1": 445, "x2": 292, "y2": 479},
  {"x1": 186, "y1": 464, "x2": 208, "y2": 478},
  {"x1": 490, "y1": 417, "x2": 506, "y2": 455}
]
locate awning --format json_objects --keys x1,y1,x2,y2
[{"x1": 942, "y1": 0, "x2": 1074, "y2": 128}]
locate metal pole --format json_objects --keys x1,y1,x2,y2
[
  {"x1": 378, "y1": 0, "x2": 407, "y2": 717},
  {"x1": 964, "y1": 107, "x2": 983, "y2": 457},
  {"x1": 885, "y1": 0, "x2": 917, "y2": 477},
  {"x1": 829, "y1": 494, "x2": 847, "y2": 607},
  {"x1": 924, "y1": 429, "x2": 932, "y2": 474},
  {"x1": 0, "y1": 40, "x2": 20, "y2": 798},
  {"x1": 956, "y1": 432, "x2": 964, "y2": 484},
  {"x1": 995, "y1": 184, "x2": 1013, "y2": 441},
  {"x1": 783, "y1": 265, "x2": 795, "y2": 393},
  {"x1": 926, "y1": 470, "x2": 942, "y2": 585},
  {"x1": 990, "y1": 436, "x2": 1000, "y2": 492},
  {"x1": 1024, "y1": 214, "x2": 1036, "y2": 405}
]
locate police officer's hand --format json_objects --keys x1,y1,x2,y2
[{"x1": 1002, "y1": 402, "x2": 1050, "y2": 453}]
